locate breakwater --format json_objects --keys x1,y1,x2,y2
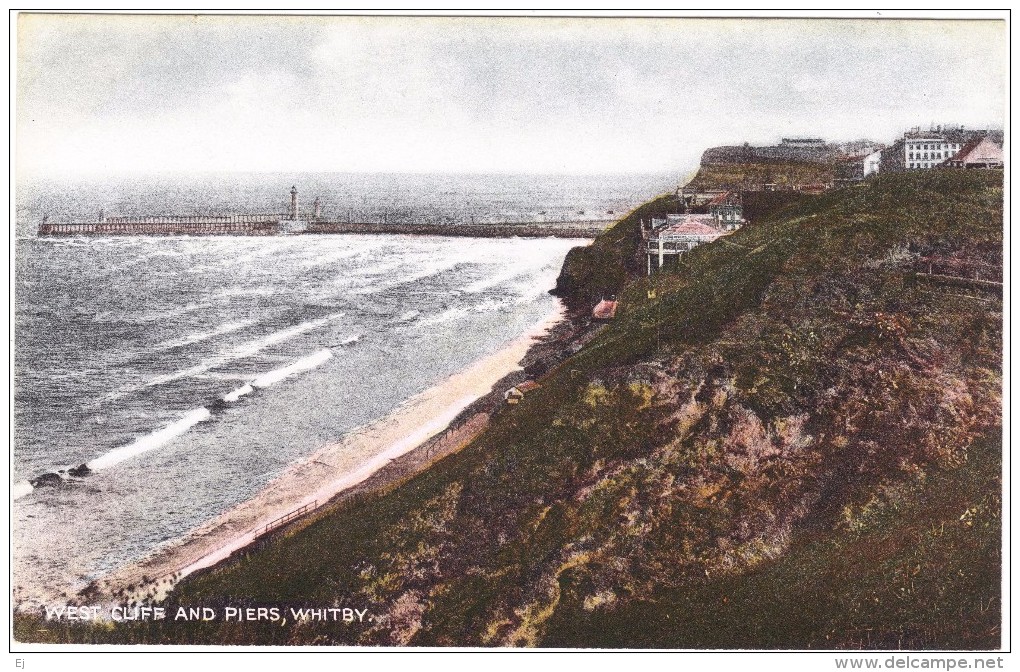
[
  {"x1": 38, "y1": 216, "x2": 612, "y2": 239},
  {"x1": 304, "y1": 219, "x2": 612, "y2": 238},
  {"x1": 39, "y1": 214, "x2": 281, "y2": 236},
  {"x1": 35, "y1": 185, "x2": 622, "y2": 239}
]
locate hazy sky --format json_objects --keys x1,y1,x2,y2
[{"x1": 16, "y1": 14, "x2": 1007, "y2": 177}]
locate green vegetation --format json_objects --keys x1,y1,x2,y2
[
  {"x1": 16, "y1": 170, "x2": 1002, "y2": 648},
  {"x1": 553, "y1": 194, "x2": 675, "y2": 312},
  {"x1": 543, "y1": 431, "x2": 1001, "y2": 649}
]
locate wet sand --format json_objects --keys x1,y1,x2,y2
[{"x1": 79, "y1": 306, "x2": 566, "y2": 606}]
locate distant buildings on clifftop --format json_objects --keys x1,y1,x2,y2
[
  {"x1": 694, "y1": 124, "x2": 1004, "y2": 194},
  {"x1": 649, "y1": 123, "x2": 1004, "y2": 275},
  {"x1": 882, "y1": 126, "x2": 1004, "y2": 172}
]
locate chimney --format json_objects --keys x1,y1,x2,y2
[{"x1": 290, "y1": 186, "x2": 298, "y2": 221}]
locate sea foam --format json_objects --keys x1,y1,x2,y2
[
  {"x1": 157, "y1": 320, "x2": 254, "y2": 351},
  {"x1": 251, "y1": 349, "x2": 333, "y2": 389},
  {"x1": 223, "y1": 384, "x2": 254, "y2": 402},
  {"x1": 105, "y1": 313, "x2": 344, "y2": 400},
  {"x1": 88, "y1": 407, "x2": 212, "y2": 471},
  {"x1": 12, "y1": 480, "x2": 34, "y2": 500}
]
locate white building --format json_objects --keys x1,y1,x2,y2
[
  {"x1": 706, "y1": 192, "x2": 746, "y2": 231},
  {"x1": 903, "y1": 130, "x2": 966, "y2": 170},
  {"x1": 863, "y1": 149, "x2": 882, "y2": 177}
]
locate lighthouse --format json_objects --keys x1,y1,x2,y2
[{"x1": 279, "y1": 186, "x2": 308, "y2": 235}]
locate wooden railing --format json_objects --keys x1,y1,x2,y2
[{"x1": 260, "y1": 500, "x2": 318, "y2": 537}]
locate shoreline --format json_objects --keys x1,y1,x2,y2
[{"x1": 62, "y1": 304, "x2": 574, "y2": 610}]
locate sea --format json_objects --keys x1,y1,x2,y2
[{"x1": 12, "y1": 171, "x2": 676, "y2": 605}]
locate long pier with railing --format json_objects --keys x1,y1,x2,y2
[
  {"x1": 36, "y1": 186, "x2": 616, "y2": 239},
  {"x1": 40, "y1": 214, "x2": 283, "y2": 236},
  {"x1": 38, "y1": 216, "x2": 613, "y2": 239}
]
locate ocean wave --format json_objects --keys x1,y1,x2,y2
[
  {"x1": 88, "y1": 407, "x2": 212, "y2": 471},
  {"x1": 472, "y1": 297, "x2": 512, "y2": 313},
  {"x1": 210, "y1": 285, "x2": 281, "y2": 300},
  {"x1": 344, "y1": 259, "x2": 415, "y2": 295},
  {"x1": 383, "y1": 258, "x2": 466, "y2": 289},
  {"x1": 22, "y1": 349, "x2": 336, "y2": 484},
  {"x1": 251, "y1": 349, "x2": 333, "y2": 388},
  {"x1": 463, "y1": 265, "x2": 532, "y2": 294},
  {"x1": 394, "y1": 310, "x2": 421, "y2": 323},
  {"x1": 413, "y1": 305, "x2": 472, "y2": 329},
  {"x1": 510, "y1": 274, "x2": 557, "y2": 303},
  {"x1": 223, "y1": 384, "x2": 254, "y2": 402},
  {"x1": 222, "y1": 344, "x2": 341, "y2": 402},
  {"x1": 105, "y1": 313, "x2": 344, "y2": 400},
  {"x1": 295, "y1": 246, "x2": 370, "y2": 269},
  {"x1": 347, "y1": 250, "x2": 476, "y2": 296},
  {"x1": 156, "y1": 320, "x2": 255, "y2": 351},
  {"x1": 193, "y1": 371, "x2": 261, "y2": 381},
  {"x1": 93, "y1": 301, "x2": 212, "y2": 325}
]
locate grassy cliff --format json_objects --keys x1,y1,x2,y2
[
  {"x1": 18, "y1": 171, "x2": 1002, "y2": 648},
  {"x1": 552, "y1": 194, "x2": 674, "y2": 313},
  {"x1": 689, "y1": 160, "x2": 838, "y2": 191}
]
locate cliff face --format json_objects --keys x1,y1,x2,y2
[
  {"x1": 20, "y1": 171, "x2": 1003, "y2": 649},
  {"x1": 693, "y1": 140, "x2": 880, "y2": 191},
  {"x1": 701, "y1": 143, "x2": 835, "y2": 164},
  {"x1": 688, "y1": 160, "x2": 838, "y2": 191},
  {"x1": 552, "y1": 194, "x2": 674, "y2": 314}
]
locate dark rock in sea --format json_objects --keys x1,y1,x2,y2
[
  {"x1": 68, "y1": 463, "x2": 92, "y2": 478},
  {"x1": 208, "y1": 398, "x2": 229, "y2": 414},
  {"x1": 30, "y1": 472, "x2": 64, "y2": 488}
]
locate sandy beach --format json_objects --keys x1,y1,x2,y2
[{"x1": 73, "y1": 305, "x2": 567, "y2": 608}]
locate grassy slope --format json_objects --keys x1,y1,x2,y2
[
  {"x1": 543, "y1": 431, "x2": 1002, "y2": 649},
  {"x1": 17, "y1": 171, "x2": 1002, "y2": 648}
]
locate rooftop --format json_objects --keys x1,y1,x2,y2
[
  {"x1": 659, "y1": 216, "x2": 725, "y2": 238},
  {"x1": 707, "y1": 191, "x2": 738, "y2": 206},
  {"x1": 592, "y1": 299, "x2": 618, "y2": 320},
  {"x1": 946, "y1": 137, "x2": 1004, "y2": 165}
]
